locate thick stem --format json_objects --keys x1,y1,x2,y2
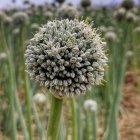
[
  {"x1": 20, "y1": 27, "x2": 33, "y2": 140},
  {"x1": 70, "y1": 97, "x2": 77, "y2": 140},
  {"x1": 47, "y1": 95, "x2": 63, "y2": 140},
  {"x1": 8, "y1": 59, "x2": 18, "y2": 140}
]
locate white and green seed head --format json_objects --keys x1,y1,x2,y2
[
  {"x1": 33, "y1": 93, "x2": 46, "y2": 105},
  {"x1": 84, "y1": 99, "x2": 97, "y2": 112},
  {"x1": 12, "y1": 11, "x2": 29, "y2": 27},
  {"x1": 25, "y1": 19, "x2": 107, "y2": 98},
  {"x1": 56, "y1": 5, "x2": 79, "y2": 20}
]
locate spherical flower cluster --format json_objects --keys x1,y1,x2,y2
[
  {"x1": 56, "y1": 5, "x2": 79, "y2": 20},
  {"x1": 121, "y1": 0, "x2": 134, "y2": 10},
  {"x1": 12, "y1": 0, "x2": 16, "y2": 3},
  {"x1": 105, "y1": 31, "x2": 117, "y2": 42},
  {"x1": 33, "y1": 93, "x2": 47, "y2": 112},
  {"x1": 133, "y1": 26, "x2": 140, "y2": 34},
  {"x1": 0, "y1": 53, "x2": 7, "y2": 61},
  {"x1": 81, "y1": 0, "x2": 91, "y2": 9},
  {"x1": 44, "y1": 11, "x2": 54, "y2": 20},
  {"x1": 12, "y1": 28, "x2": 20, "y2": 36},
  {"x1": 55, "y1": 0, "x2": 65, "y2": 4},
  {"x1": 25, "y1": 19, "x2": 107, "y2": 98},
  {"x1": 3, "y1": 16, "x2": 12, "y2": 26},
  {"x1": 12, "y1": 12, "x2": 29, "y2": 27},
  {"x1": 126, "y1": 11, "x2": 136, "y2": 22},
  {"x1": 126, "y1": 50, "x2": 133, "y2": 58},
  {"x1": 0, "y1": 10, "x2": 6, "y2": 22},
  {"x1": 44, "y1": 3, "x2": 56, "y2": 13},
  {"x1": 33, "y1": 93, "x2": 46, "y2": 105},
  {"x1": 23, "y1": 0, "x2": 30, "y2": 5},
  {"x1": 31, "y1": 23, "x2": 39, "y2": 30},
  {"x1": 131, "y1": 7, "x2": 138, "y2": 14},
  {"x1": 114, "y1": 8, "x2": 126, "y2": 21},
  {"x1": 99, "y1": 26, "x2": 107, "y2": 34},
  {"x1": 84, "y1": 99, "x2": 97, "y2": 112}
]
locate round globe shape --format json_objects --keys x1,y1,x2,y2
[{"x1": 25, "y1": 19, "x2": 107, "y2": 98}]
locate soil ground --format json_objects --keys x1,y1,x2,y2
[{"x1": 120, "y1": 71, "x2": 140, "y2": 140}]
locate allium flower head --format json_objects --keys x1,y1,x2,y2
[
  {"x1": 81, "y1": 0, "x2": 91, "y2": 9},
  {"x1": 33, "y1": 93, "x2": 46, "y2": 105},
  {"x1": 31, "y1": 23, "x2": 39, "y2": 30},
  {"x1": 3, "y1": 16, "x2": 12, "y2": 26},
  {"x1": 131, "y1": 7, "x2": 138, "y2": 14},
  {"x1": 12, "y1": 0, "x2": 16, "y2": 3},
  {"x1": 25, "y1": 19, "x2": 107, "y2": 98},
  {"x1": 105, "y1": 31, "x2": 117, "y2": 42},
  {"x1": 114, "y1": 8, "x2": 126, "y2": 21},
  {"x1": 44, "y1": 3, "x2": 56, "y2": 13},
  {"x1": 121, "y1": 0, "x2": 134, "y2": 10},
  {"x1": 56, "y1": 5, "x2": 79, "y2": 20},
  {"x1": 12, "y1": 28, "x2": 20, "y2": 36},
  {"x1": 133, "y1": 26, "x2": 140, "y2": 34},
  {"x1": 12, "y1": 12, "x2": 29, "y2": 27},
  {"x1": 84, "y1": 99, "x2": 97, "y2": 112},
  {"x1": 55, "y1": 0, "x2": 65, "y2": 4},
  {"x1": 126, "y1": 50, "x2": 133, "y2": 58},
  {"x1": 44, "y1": 11, "x2": 54, "y2": 20},
  {"x1": 99, "y1": 26, "x2": 107, "y2": 34},
  {"x1": 126, "y1": 11, "x2": 136, "y2": 22},
  {"x1": 23, "y1": 0, "x2": 30, "y2": 5},
  {"x1": 0, "y1": 10, "x2": 7, "y2": 22},
  {"x1": 0, "y1": 53, "x2": 7, "y2": 61}
]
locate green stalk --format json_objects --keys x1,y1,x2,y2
[
  {"x1": 92, "y1": 112, "x2": 97, "y2": 140},
  {"x1": 77, "y1": 106, "x2": 82, "y2": 140},
  {"x1": 8, "y1": 55, "x2": 18, "y2": 140},
  {"x1": 9, "y1": 40, "x2": 29, "y2": 140},
  {"x1": 47, "y1": 95, "x2": 63, "y2": 140},
  {"x1": 104, "y1": 20, "x2": 128, "y2": 140},
  {"x1": 33, "y1": 103, "x2": 44, "y2": 140},
  {"x1": 0, "y1": 22, "x2": 17, "y2": 140},
  {"x1": 58, "y1": 117, "x2": 65, "y2": 140},
  {"x1": 87, "y1": 110, "x2": 97, "y2": 140},
  {"x1": 1, "y1": 21, "x2": 29, "y2": 140},
  {"x1": 70, "y1": 97, "x2": 77, "y2": 140},
  {"x1": 87, "y1": 111, "x2": 92, "y2": 140},
  {"x1": 14, "y1": 90, "x2": 29, "y2": 140},
  {"x1": 8, "y1": 51, "x2": 29, "y2": 140},
  {"x1": 20, "y1": 27, "x2": 33, "y2": 140}
]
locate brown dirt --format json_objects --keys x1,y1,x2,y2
[{"x1": 120, "y1": 71, "x2": 140, "y2": 140}]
